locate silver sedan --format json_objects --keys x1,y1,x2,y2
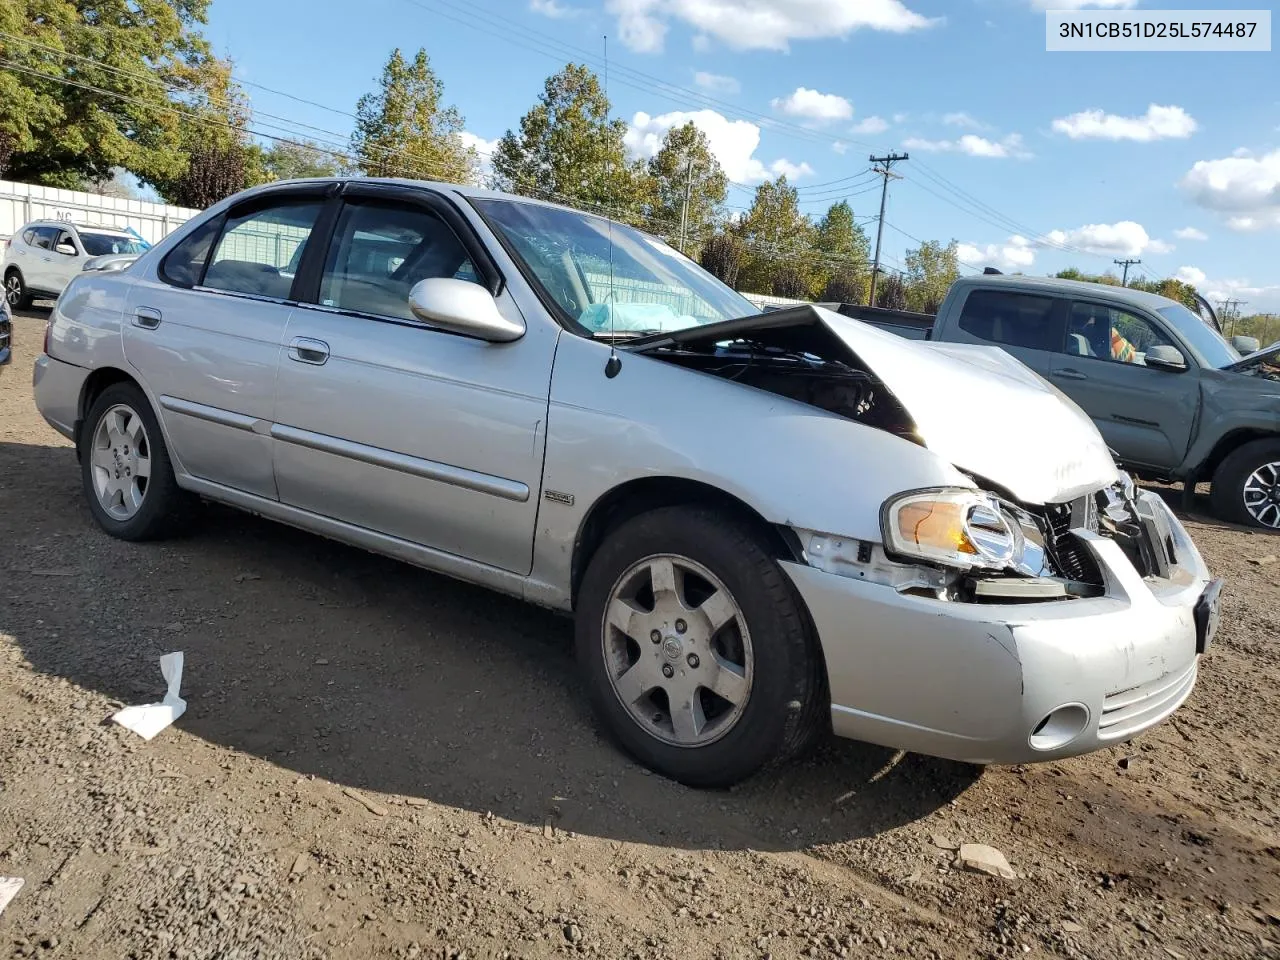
[{"x1": 33, "y1": 178, "x2": 1220, "y2": 786}]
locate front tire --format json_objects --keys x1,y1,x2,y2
[
  {"x1": 575, "y1": 505, "x2": 826, "y2": 787},
  {"x1": 5, "y1": 269, "x2": 31, "y2": 310},
  {"x1": 79, "y1": 382, "x2": 196, "y2": 540},
  {"x1": 1209, "y1": 438, "x2": 1280, "y2": 530}
]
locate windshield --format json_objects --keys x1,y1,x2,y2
[
  {"x1": 79, "y1": 232, "x2": 149, "y2": 257},
  {"x1": 1157, "y1": 304, "x2": 1241, "y2": 369},
  {"x1": 472, "y1": 198, "x2": 758, "y2": 335}
]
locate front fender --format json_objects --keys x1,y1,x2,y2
[
  {"x1": 527, "y1": 333, "x2": 970, "y2": 609},
  {"x1": 1182, "y1": 370, "x2": 1280, "y2": 475}
]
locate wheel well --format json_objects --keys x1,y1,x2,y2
[
  {"x1": 4, "y1": 265, "x2": 20, "y2": 279},
  {"x1": 77, "y1": 367, "x2": 140, "y2": 444},
  {"x1": 1197, "y1": 429, "x2": 1280, "y2": 482},
  {"x1": 569, "y1": 476, "x2": 803, "y2": 610}
]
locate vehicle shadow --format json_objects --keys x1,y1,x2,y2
[{"x1": 0, "y1": 438, "x2": 979, "y2": 853}]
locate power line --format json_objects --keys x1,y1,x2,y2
[
  {"x1": 868, "y1": 153, "x2": 908, "y2": 307},
  {"x1": 1114, "y1": 258, "x2": 1141, "y2": 286}
]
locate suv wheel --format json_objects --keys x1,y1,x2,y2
[
  {"x1": 4, "y1": 269, "x2": 30, "y2": 310},
  {"x1": 1209, "y1": 438, "x2": 1280, "y2": 530},
  {"x1": 80, "y1": 382, "x2": 196, "y2": 540},
  {"x1": 575, "y1": 505, "x2": 827, "y2": 787}
]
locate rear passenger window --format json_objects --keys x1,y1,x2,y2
[
  {"x1": 318, "y1": 202, "x2": 479, "y2": 322},
  {"x1": 160, "y1": 216, "x2": 224, "y2": 288},
  {"x1": 957, "y1": 290, "x2": 1064, "y2": 352},
  {"x1": 204, "y1": 202, "x2": 322, "y2": 300},
  {"x1": 31, "y1": 226, "x2": 58, "y2": 250}
]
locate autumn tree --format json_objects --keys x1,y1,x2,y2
[
  {"x1": 700, "y1": 231, "x2": 745, "y2": 288},
  {"x1": 352, "y1": 48, "x2": 475, "y2": 184},
  {"x1": 874, "y1": 272, "x2": 908, "y2": 310},
  {"x1": 263, "y1": 139, "x2": 345, "y2": 181},
  {"x1": 644, "y1": 122, "x2": 726, "y2": 254},
  {"x1": 734, "y1": 175, "x2": 814, "y2": 296},
  {"x1": 492, "y1": 64, "x2": 648, "y2": 219},
  {"x1": 813, "y1": 201, "x2": 870, "y2": 303},
  {"x1": 905, "y1": 239, "x2": 960, "y2": 313}
]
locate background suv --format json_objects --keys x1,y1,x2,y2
[{"x1": 3, "y1": 220, "x2": 150, "y2": 309}]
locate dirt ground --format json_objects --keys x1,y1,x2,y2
[{"x1": 1, "y1": 305, "x2": 1278, "y2": 960}]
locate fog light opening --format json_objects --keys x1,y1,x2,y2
[{"x1": 1028, "y1": 703, "x2": 1089, "y2": 751}]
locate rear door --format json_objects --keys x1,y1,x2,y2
[
  {"x1": 122, "y1": 185, "x2": 333, "y2": 498},
  {"x1": 944, "y1": 287, "x2": 1067, "y2": 376},
  {"x1": 272, "y1": 182, "x2": 555, "y2": 574},
  {"x1": 1047, "y1": 300, "x2": 1199, "y2": 470},
  {"x1": 26, "y1": 226, "x2": 59, "y2": 292}
]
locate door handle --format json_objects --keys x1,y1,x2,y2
[
  {"x1": 288, "y1": 337, "x2": 330, "y2": 365},
  {"x1": 132, "y1": 307, "x2": 162, "y2": 329},
  {"x1": 1054, "y1": 368, "x2": 1088, "y2": 381}
]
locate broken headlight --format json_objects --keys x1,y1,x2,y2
[{"x1": 882, "y1": 488, "x2": 1037, "y2": 574}]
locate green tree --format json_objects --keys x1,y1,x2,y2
[
  {"x1": 874, "y1": 272, "x2": 908, "y2": 310},
  {"x1": 699, "y1": 231, "x2": 745, "y2": 288},
  {"x1": 1053, "y1": 267, "x2": 1121, "y2": 287},
  {"x1": 351, "y1": 48, "x2": 475, "y2": 184},
  {"x1": 734, "y1": 175, "x2": 815, "y2": 296},
  {"x1": 0, "y1": 0, "x2": 216, "y2": 188},
  {"x1": 492, "y1": 63, "x2": 648, "y2": 219},
  {"x1": 813, "y1": 201, "x2": 870, "y2": 302},
  {"x1": 262, "y1": 139, "x2": 345, "y2": 182},
  {"x1": 644, "y1": 122, "x2": 726, "y2": 255},
  {"x1": 905, "y1": 239, "x2": 960, "y2": 313}
]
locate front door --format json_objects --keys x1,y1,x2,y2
[
  {"x1": 272, "y1": 186, "x2": 556, "y2": 575},
  {"x1": 122, "y1": 190, "x2": 329, "y2": 498},
  {"x1": 48, "y1": 228, "x2": 82, "y2": 292},
  {"x1": 1047, "y1": 301, "x2": 1200, "y2": 470}
]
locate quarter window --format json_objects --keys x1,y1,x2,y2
[
  {"x1": 957, "y1": 290, "x2": 1064, "y2": 352},
  {"x1": 318, "y1": 202, "x2": 479, "y2": 322},
  {"x1": 204, "y1": 201, "x2": 323, "y2": 300},
  {"x1": 1064, "y1": 303, "x2": 1173, "y2": 366}
]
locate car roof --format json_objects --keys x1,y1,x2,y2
[
  {"x1": 23, "y1": 220, "x2": 135, "y2": 236},
  {"x1": 952, "y1": 272, "x2": 1182, "y2": 312}
]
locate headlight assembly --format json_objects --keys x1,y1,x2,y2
[{"x1": 882, "y1": 488, "x2": 1022, "y2": 572}]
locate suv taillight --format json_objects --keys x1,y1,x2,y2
[{"x1": 43, "y1": 319, "x2": 52, "y2": 355}]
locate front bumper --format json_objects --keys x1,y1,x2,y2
[
  {"x1": 33, "y1": 353, "x2": 89, "y2": 442},
  {"x1": 784, "y1": 490, "x2": 1212, "y2": 764}
]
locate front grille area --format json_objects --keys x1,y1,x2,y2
[
  {"x1": 1043, "y1": 503, "x2": 1102, "y2": 585},
  {"x1": 0, "y1": 314, "x2": 10, "y2": 363},
  {"x1": 1099, "y1": 661, "x2": 1197, "y2": 740}
]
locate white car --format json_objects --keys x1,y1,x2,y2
[{"x1": 4, "y1": 220, "x2": 149, "y2": 309}]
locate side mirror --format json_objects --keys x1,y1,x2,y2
[
  {"x1": 407, "y1": 278, "x2": 524, "y2": 343},
  {"x1": 55, "y1": 240, "x2": 76, "y2": 256},
  {"x1": 1144, "y1": 344, "x2": 1188, "y2": 372},
  {"x1": 1231, "y1": 335, "x2": 1260, "y2": 355}
]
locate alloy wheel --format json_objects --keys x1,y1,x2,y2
[
  {"x1": 89, "y1": 404, "x2": 152, "y2": 520},
  {"x1": 600, "y1": 554, "x2": 753, "y2": 748},
  {"x1": 1243, "y1": 460, "x2": 1280, "y2": 529},
  {"x1": 5, "y1": 275, "x2": 21, "y2": 307}
]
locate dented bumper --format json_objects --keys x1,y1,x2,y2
[{"x1": 783, "y1": 491, "x2": 1212, "y2": 765}]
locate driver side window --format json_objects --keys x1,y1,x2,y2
[{"x1": 1064, "y1": 302, "x2": 1173, "y2": 366}]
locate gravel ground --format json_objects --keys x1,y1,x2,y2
[{"x1": 2, "y1": 306, "x2": 1278, "y2": 960}]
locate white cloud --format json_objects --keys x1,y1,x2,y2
[
  {"x1": 771, "y1": 87, "x2": 853, "y2": 124},
  {"x1": 1029, "y1": 0, "x2": 1136, "y2": 7},
  {"x1": 942, "y1": 112, "x2": 985, "y2": 130},
  {"x1": 832, "y1": 141, "x2": 848, "y2": 155},
  {"x1": 851, "y1": 115, "x2": 889, "y2": 135},
  {"x1": 892, "y1": 112, "x2": 909, "y2": 124},
  {"x1": 607, "y1": 0, "x2": 936, "y2": 53},
  {"x1": 1174, "y1": 226, "x2": 1208, "y2": 241},
  {"x1": 693, "y1": 70, "x2": 740, "y2": 94},
  {"x1": 1181, "y1": 148, "x2": 1280, "y2": 231},
  {"x1": 902, "y1": 133, "x2": 1031, "y2": 159},
  {"x1": 1203, "y1": 277, "x2": 1280, "y2": 313},
  {"x1": 1052, "y1": 104, "x2": 1197, "y2": 142},
  {"x1": 1044, "y1": 220, "x2": 1171, "y2": 257},
  {"x1": 529, "y1": 0, "x2": 579, "y2": 16},
  {"x1": 957, "y1": 235, "x2": 1037, "y2": 271},
  {"x1": 625, "y1": 109, "x2": 811, "y2": 183},
  {"x1": 1174, "y1": 266, "x2": 1206, "y2": 285},
  {"x1": 459, "y1": 132, "x2": 499, "y2": 182}
]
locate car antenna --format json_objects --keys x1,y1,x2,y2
[{"x1": 603, "y1": 33, "x2": 622, "y2": 379}]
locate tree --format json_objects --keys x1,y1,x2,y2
[
  {"x1": 0, "y1": 0, "x2": 215, "y2": 188},
  {"x1": 700, "y1": 231, "x2": 745, "y2": 288},
  {"x1": 813, "y1": 201, "x2": 870, "y2": 303},
  {"x1": 905, "y1": 239, "x2": 960, "y2": 313},
  {"x1": 734, "y1": 175, "x2": 815, "y2": 296},
  {"x1": 1053, "y1": 267, "x2": 1121, "y2": 287},
  {"x1": 492, "y1": 64, "x2": 648, "y2": 219},
  {"x1": 351, "y1": 48, "x2": 475, "y2": 184},
  {"x1": 874, "y1": 272, "x2": 908, "y2": 310},
  {"x1": 644, "y1": 122, "x2": 726, "y2": 255},
  {"x1": 262, "y1": 139, "x2": 345, "y2": 182}
]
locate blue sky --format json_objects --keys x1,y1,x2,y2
[{"x1": 204, "y1": 0, "x2": 1280, "y2": 311}]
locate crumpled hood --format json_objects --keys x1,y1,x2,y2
[{"x1": 815, "y1": 307, "x2": 1118, "y2": 503}]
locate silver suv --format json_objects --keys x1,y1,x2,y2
[{"x1": 4, "y1": 220, "x2": 149, "y2": 309}]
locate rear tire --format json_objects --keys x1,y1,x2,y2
[
  {"x1": 575, "y1": 505, "x2": 827, "y2": 787},
  {"x1": 4, "y1": 268, "x2": 31, "y2": 310},
  {"x1": 1209, "y1": 438, "x2": 1280, "y2": 530},
  {"x1": 79, "y1": 382, "x2": 196, "y2": 540}
]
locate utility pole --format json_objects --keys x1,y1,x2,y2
[
  {"x1": 868, "y1": 153, "x2": 908, "y2": 307},
  {"x1": 1216, "y1": 298, "x2": 1247, "y2": 338},
  {"x1": 1114, "y1": 258, "x2": 1141, "y2": 286},
  {"x1": 678, "y1": 154, "x2": 697, "y2": 255}
]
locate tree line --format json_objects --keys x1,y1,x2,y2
[{"x1": 0, "y1": 3, "x2": 1216, "y2": 315}]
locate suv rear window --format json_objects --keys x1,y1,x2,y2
[{"x1": 957, "y1": 289, "x2": 1064, "y2": 352}]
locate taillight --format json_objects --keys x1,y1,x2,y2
[{"x1": 43, "y1": 319, "x2": 52, "y2": 355}]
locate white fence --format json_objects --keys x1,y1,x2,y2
[{"x1": 0, "y1": 179, "x2": 198, "y2": 246}]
